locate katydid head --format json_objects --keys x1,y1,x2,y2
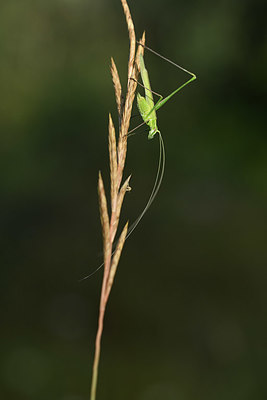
[{"x1": 148, "y1": 128, "x2": 160, "y2": 140}]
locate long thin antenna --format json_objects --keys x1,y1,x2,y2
[
  {"x1": 125, "y1": 132, "x2": 165, "y2": 240},
  {"x1": 80, "y1": 132, "x2": 165, "y2": 281}
]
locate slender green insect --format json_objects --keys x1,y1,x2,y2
[
  {"x1": 135, "y1": 44, "x2": 196, "y2": 139},
  {"x1": 81, "y1": 46, "x2": 196, "y2": 281}
]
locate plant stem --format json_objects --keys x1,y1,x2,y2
[
  {"x1": 90, "y1": 303, "x2": 105, "y2": 400},
  {"x1": 89, "y1": 1, "x2": 144, "y2": 398}
]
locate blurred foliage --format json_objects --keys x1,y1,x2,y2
[{"x1": 0, "y1": 0, "x2": 266, "y2": 399}]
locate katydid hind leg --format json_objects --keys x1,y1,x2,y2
[
  {"x1": 136, "y1": 41, "x2": 196, "y2": 112},
  {"x1": 136, "y1": 42, "x2": 196, "y2": 78},
  {"x1": 155, "y1": 75, "x2": 196, "y2": 111}
]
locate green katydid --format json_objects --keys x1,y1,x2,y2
[{"x1": 81, "y1": 45, "x2": 196, "y2": 280}]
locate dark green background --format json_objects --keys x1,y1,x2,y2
[{"x1": 1, "y1": 0, "x2": 266, "y2": 399}]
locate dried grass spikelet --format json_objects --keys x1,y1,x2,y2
[
  {"x1": 108, "y1": 114, "x2": 117, "y2": 212},
  {"x1": 97, "y1": 171, "x2": 111, "y2": 267},
  {"x1": 110, "y1": 58, "x2": 122, "y2": 119},
  {"x1": 111, "y1": 174, "x2": 131, "y2": 242},
  {"x1": 121, "y1": 0, "x2": 136, "y2": 82},
  {"x1": 105, "y1": 221, "x2": 129, "y2": 301}
]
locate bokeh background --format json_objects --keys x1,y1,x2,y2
[{"x1": 1, "y1": 0, "x2": 266, "y2": 399}]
